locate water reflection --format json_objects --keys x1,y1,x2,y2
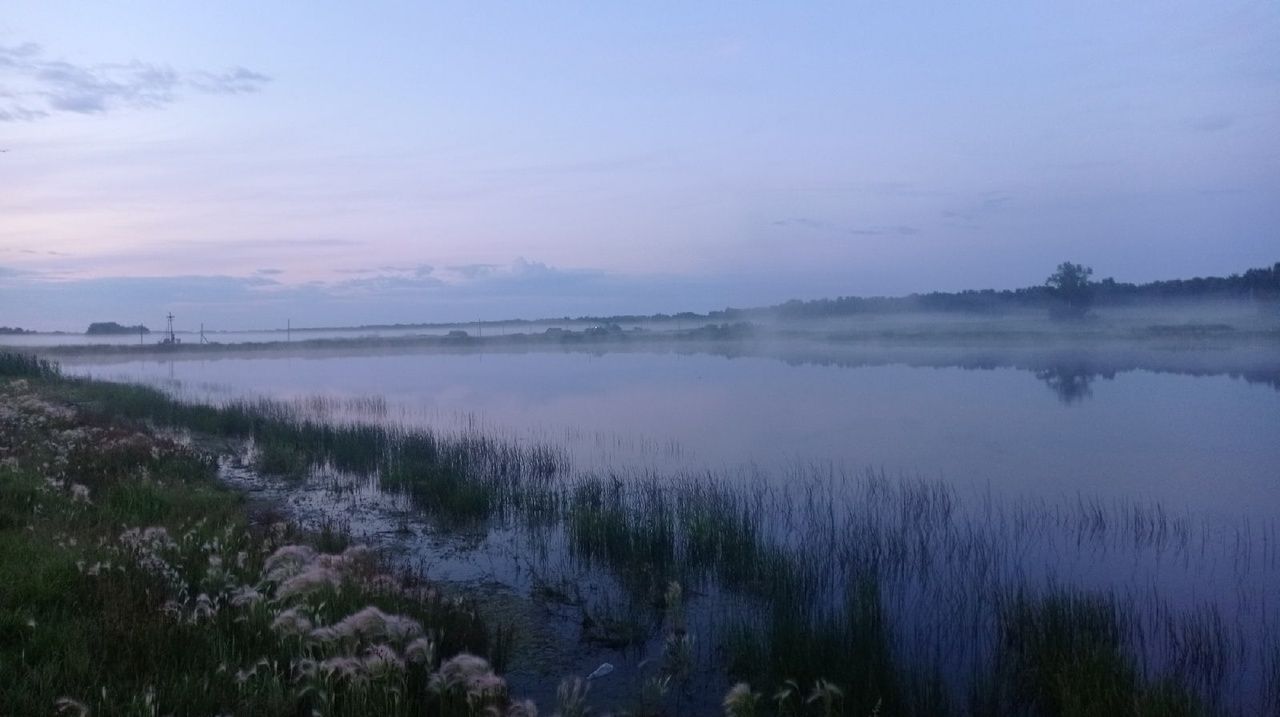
[
  {"x1": 1035, "y1": 365, "x2": 1113, "y2": 404},
  {"x1": 57, "y1": 340, "x2": 1280, "y2": 519}
]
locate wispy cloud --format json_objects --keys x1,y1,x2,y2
[
  {"x1": 847, "y1": 225, "x2": 918, "y2": 237},
  {"x1": 0, "y1": 43, "x2": 269, "y2": 121},
  {"x1": 940, "y1": 192, "x2": 1013, "y2": 228},
  {"x1": 771, "y1": 217, "x2": 919, "y2": 237},
  {"x1": 0, "y1": 257, "x2": 708, "y2": 330},
  {"x1": 1189, "y1": 114, "x2": 1235, "y2": 132}
]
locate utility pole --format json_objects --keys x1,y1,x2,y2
[{"x1": 287, "y1": 319, "x2": 291, "y2": 343}]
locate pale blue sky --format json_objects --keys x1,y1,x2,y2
[{"x1": 2, "y1": 2, "x2": 1277, "y2": 329}]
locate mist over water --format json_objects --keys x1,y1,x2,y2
[
  {"x1": 27, "y1": 299, "x2": 1280, "y2": 710},
  {"x1": 59, "y1": 340, "x2": 1280, "y2": 520}
]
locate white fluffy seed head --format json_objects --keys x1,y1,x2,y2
[
  {"x1": 262, "y1": 545, "x2": 317, "y2": 583},
  {"x1": 275, "y1": 566, "x2": 341, "y2": 601},
  {"x1": 270, "y1": 607, "x2": 314, "y2": 637}
]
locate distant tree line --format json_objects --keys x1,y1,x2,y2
[
  {"x1": 718, "y1": 261, "x2": 1280, "y2": 321},
  {"x1": 86, "y1": 321, "x2": 150, "y2": 335},
  {"x1": 0, "y1": 326, "x2": 33, "y2": 335},
  {"x1": 282, "y1": 261, "x2": 1280, "y2": 331}
]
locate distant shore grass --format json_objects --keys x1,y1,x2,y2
[
  {"x1": 18, "y1": 312, "x2": 1280, "y2": 364},
  {"x1": 4, "y1": 352, "x2": 1271, "y2": 715}
]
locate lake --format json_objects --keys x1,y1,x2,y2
[{"x1": 58, "y1": 341, "x2": 1280, "y2": 518}]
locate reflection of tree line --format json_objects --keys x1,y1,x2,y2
[
  {"x1": 54, "y1": 337, "x2": 1280, "y2": 406},
  {"x1": 1033, "y1": 366, "x2": 1115, "y2": 404},
  {"x1": 709, "y1": 347, "x2": 1280, "y2": 404}
]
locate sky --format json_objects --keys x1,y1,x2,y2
[{"x1": 1, "y1": 1, "x2": 1277, "y2": 331}]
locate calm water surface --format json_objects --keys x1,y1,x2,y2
[{"x1": 61, "y1": 345, "x2": 1280, "y2": 519}]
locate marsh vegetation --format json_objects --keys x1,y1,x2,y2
[{"x1": 5, "y1": 352, "x2": 1276, "y2": 715}]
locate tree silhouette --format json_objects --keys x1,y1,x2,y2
[{"x1": 1045, "y1": 262, "x2": 1094, "y2": 319}]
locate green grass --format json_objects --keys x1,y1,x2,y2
[{"x1": 0, "y1": 373, "x2": 510, "y2": 715}]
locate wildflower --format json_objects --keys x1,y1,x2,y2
[
  {"x1": 320, "y1": 656, "x2": 366, "y2": 683},
  {"x1": 364, "y1": 574, "x2": 401, "y2": 594},
  {"x1": 308, "y1": 606, "x2": 422, "y2": 646},
  {"x1": 229, "y1": 585, "x2": 263, "y2": 608},
  {"x1": 275, "y1": 566, "x2": 342, "y2": 600},
  {"x1": 467, "y1": 671, "x2": 507, "y2": 701},
  {"x1": 341, "y1": 543, "x2": 374, "y2": 564},
  {"x1": 362, "y1": 643, "x2": 405, "y2": 676},
  {"x1": 724, "y1": 682, "x2": 760, "y2": 717},
  {"x1": 120, "y1": 526, "x2": 177, "y2": 553},
  {"x1": 405, "y1": 636, "x2": 436, "y2": 666},
  {"x1": 70, "y1": 483, "x2": 91, "y2": 503},
  {"x1": 261, "y1": 544, "x2": 316, "y2": 583},
  {"x1": 192, "y1": 593, "x2": 217, "y2": 622},
  {"x1": 428, "y1": 653, "x2": 506, "y2": 699},
  {"x1": 270, "y1": 607, "x2": 314, "y2": 637},
  {"x1": 291, "y1": 657, "x2": 317, "y2": 681}
]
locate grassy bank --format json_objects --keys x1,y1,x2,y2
[
  {"x1": 4, "y1": 352, "x2": 1272, "y2": 715},
  {"x1": 0, "y1": 370, "x2": 528, "y2": 715}
]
